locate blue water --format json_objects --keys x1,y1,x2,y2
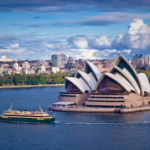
[{"x1": 0, "y1": 87, "x2": 150, "y2": 150}]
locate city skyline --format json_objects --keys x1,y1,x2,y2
[{"x1": 0, "y1": 0, "x2": 150, "y2": 60}]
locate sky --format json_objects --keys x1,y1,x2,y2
[{"x1": 0, "y1": 0, "x2": 150, "y2": 60}]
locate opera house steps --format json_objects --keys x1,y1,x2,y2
[
  {"x1": 58, "y1": 92, "x2": 89, "y2": 106},
  {"x1": 85, "y1": 94, "x2": 125, "y2": 108},
  {"x1": 85, "y1": 93, "x2": 146, "y2": 109}
]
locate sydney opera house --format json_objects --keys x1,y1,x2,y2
[{"x1": 51, "y1": 54, "x2": 150, "y2": 113}]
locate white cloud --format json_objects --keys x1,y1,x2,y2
[
  {"x1": 122, "y1": 49, "x2": 131, "y2": 54},
  {"x1": 64, "y1": 48, "x2": 131, "y2": 60},
  {"x1": 1, "y1": 19, "x2": 149, "y2": 60},
  {"x1": 94, "y1": 49, "x2": 131, "y2": 59},
  {"x1": 44, "y1": 33, "x2": 133, "y2": 60},
  {"x1": 128, "y1": 19, "x2": 149, "y2": 35},
  {"x1": 68, "y1": 35, "x2": 88, "y2": 49},
  {"x1": 0, "y1": 42, "x2": 34, "y2": 55},
  {"x1": 94, "y1": 49, "x2": 118, "y2": 58},
  {"x1": 113, "y1": 18, "x2": 150, "y2": 50},
  {"x1": 10, "y1": 43, "x2": 19, "y2": 48},
  {"x1": 0, "y1": 49, "x2": 24, "y2": 53},
  {"x1": 57, "y1": 12, "x2": 150, "y2": 26},
  {"x1": 0, "y1": 43, "x2": 23, "y2": 54},
  {"x1": 115, "y1": 34, "x2": 123, "y2": 44},
  {"x1": 70, "y1": 48, "x2": 98, "y2": 59},
  {"x1": 94, "y1": 35, "x2": 110, "y2": 48},
  {"x1": 45, "y1": 43, "x2": 55, "y2": 49}
]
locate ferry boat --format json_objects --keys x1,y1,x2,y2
[{"x1": 0, "y1": 106, "x2": 55, "y2": 123}]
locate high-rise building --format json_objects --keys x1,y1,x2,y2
[
  {"x1": 51, "y1": 54, "x2": 67, "y2": 68},
  {"x1": 13, "y1": 62, "x2": 20, "y2": 73},
  {"x1": 40, "y1": 65, "x2": 46, "y2": 73},
  {"x1": 67, "y1": 57, "x2": 73, "y2": 64},
  {"x1": 133, "y1": 54, "x2": 143, "y2": 61},
  {"x1": 144, "y1": 55, "x2": 150, "y2": 67},
  {"x1": 1, "y1": 56, "x2": 7, "y2": 61},
  {"x1": 22, "y1": 61, "x2": 31, "y2": 74},
  {"x1": 22, "y1": 61, "x2": 30, "y2": 70}
]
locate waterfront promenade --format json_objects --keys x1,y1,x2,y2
[{"x1": 0, "y1": 84, "x2": 64, "y2": 89}]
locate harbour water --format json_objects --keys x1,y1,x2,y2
[{"x1": 0, "y1": 86, "x2": 150, "y2": 150}]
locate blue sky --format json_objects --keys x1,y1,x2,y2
[{"x1": 0, "y1": 0, "x2": 150, "y2": 60}]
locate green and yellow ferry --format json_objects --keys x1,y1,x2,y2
[{"x1": 0, "y1": 106, "x2": 55, "y2": 123}]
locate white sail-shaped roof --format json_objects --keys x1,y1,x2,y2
[
  {"x1": 138, "y1": 73, "x2": 150, "y2": 94},
  {"x1": 64, "y1": 54, "x2": 150, "y2": 96},
  {"x1": 65, "y1": 60, "x2": 102, "y2": 93},
  {"x1": 76, "y1": 70, "x2": 97, "y2": 91},
  {"x1": 105, "y1": 73, "x2": 136, "y2": 93},
  {"x1": 65, "y1": 77, "x2": 91, "y2": 93},
  {"x1": 109, "y1": 65, "x2": 141, "y2": 95},
  {"x1": 113, "y1": 54, "x2": 143, "y2": 96},
  {"x1": 121, "y1": 67, "x2": 141, "y2": 95},
  {"x1": 85, "y1": 61, "x2": 102, "y2": 81}
]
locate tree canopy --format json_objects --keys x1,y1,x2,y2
[{"x1": 0, "y1": 72, "x2": 73, "y2": 86}]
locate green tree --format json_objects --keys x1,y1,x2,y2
[
  {"x1": 31, "y1": 77, "x2": 39, "y2": 85},
  {"x1": 39, "y1": 74, "x2": 50, "y2": 84},
  {"x1": 0, "y1": 72, "x2": 73, "y2": 86},
  {"x1": 0, "y1": 76, "x2": 4, "y2": 86},
  {"x1": 50, "y1": 72, "x2": 64, "y2": 84},
  {"x1": 4, "y1": 75, "x2": 13, "y2": 84},
  {"x1": 13, "y1": 74, "x2": 24, "y2": 85}
]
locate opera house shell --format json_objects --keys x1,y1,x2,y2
[{"x1": 54, "y1": 54, "x2": 150, "y2": 112}]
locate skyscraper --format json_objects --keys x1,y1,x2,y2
[
  {"x1": 145, "y1": 55, "x2": 150, "y2": 67},
  {"x1": 51, "y1": 54, "x2": 67, "y2": 68}
]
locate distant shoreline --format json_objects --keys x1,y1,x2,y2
[{"x1": 0, "y1": 84, "x2": 65, "y2": 89}]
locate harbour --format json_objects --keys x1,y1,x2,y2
[
  {"x1": 1, "y1": 86, "x2": 150, "y2": 150},
  {"x1": 1, "y1": 0, "x2": 150, "y2": 149}
]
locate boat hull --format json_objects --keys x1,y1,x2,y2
[{"x1": 0, "y1": 116, "x2": 55, "y2": 123}]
